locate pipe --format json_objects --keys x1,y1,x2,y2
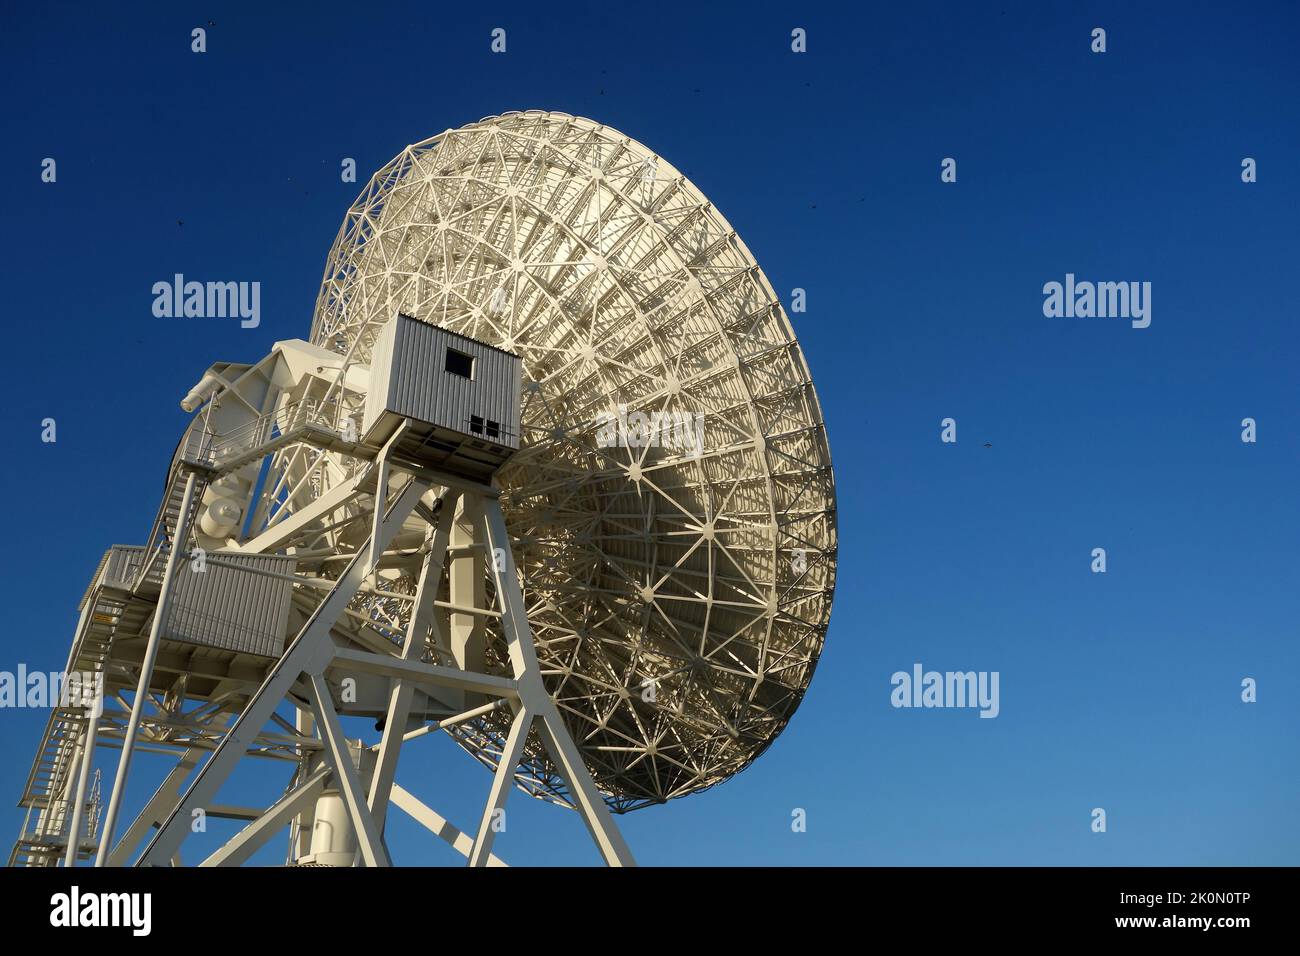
[
  {"x1": 62, "y1": 712, "x2": 101, "y2": 866},
  {"x1": 180, "y1": 373, "x2": 222, "y2": 413},
  {"x1": 94, "y1": 472, "x2": 199, "y2": 866}
]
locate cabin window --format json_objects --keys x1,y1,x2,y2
[
  {"x1": 470, "y1": 415, "x2": 484, "y2": 435},
  {"x1": 445, "y1": 348, "x2": 474, "y2": 379},
  {"x1": 486, "y1": 420, "x2": 500, "y2": 439}
]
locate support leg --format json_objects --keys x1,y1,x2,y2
[
  {"x1": 63, "y1": 712, "x2": 100, "y2": 866},
  {"x1": 309, "y1": 674, "x2": 389, "y2": 867},
  {"x1": 390, "y1": 784, "x2": 506, "y2": 866},
  {"x1": 108, "y1": 723, "x2": 230, "y2": 866},
  {"x1": 481, "y1": 496, "x2": 636, "y2": 866},
  {"x1": 200, "y1": 766, "x2": 331, "y2": 867},
  {"x1": 134, "y1": 478, "x2": 428, "y2": 866},
  {"x1": 467, "y1": 706, "x2": 531, "y2": 867},
  {"x1": 368, "y1": 491, "x2": 459, "y2": 831},
  {"x1": 95, "y1": 472, "x2": 200, "y2": 866},
  {"x1": 534, "y1": 704, "x2": 636, "y2": 866}
]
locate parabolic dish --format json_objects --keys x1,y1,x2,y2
[{"x1": 308, "y1": 111, "x2": 837, "y2": 810}]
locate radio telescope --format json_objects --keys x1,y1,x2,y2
[
  {"x1": 12, "y1": 111, "x2": 836, "y2": 867},
  {"x1": 311, "y1": 111, "x2": 839, "y2": 809}
]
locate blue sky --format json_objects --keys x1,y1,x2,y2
[{"x1": 1, "y1": 1, "x2": 1296, "y2": 865}]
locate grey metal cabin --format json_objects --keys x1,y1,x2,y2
[{"x1": 362, "y1": 314, "x2": 522, "y2": 480}]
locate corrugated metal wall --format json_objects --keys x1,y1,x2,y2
[
  {"x1": 161, "y1": 553, "x2": 296, "y2": 658},
  {"x1": 364, "y1": 315, "x2": 521, "y2": 448},
  {"x1": 94, "y1": 546, "x2": 296, "y2": 658},
  {"x1": 362, "y1": 315, "x2": 398, "y2": 438},
  {"x1": 101, "y1": 545, "x2": 148, "y2": 590}
]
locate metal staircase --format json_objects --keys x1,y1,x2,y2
[
  {"x1": 10, "y1": 398, "x2": 360, "y2": 866},
  {"x1": 9, "y1": 431, "x2": 207, "y2": 866},
  {"x1": 135, "y1": 427, "x2": 216, "y2": 598},
  {"x1": 9, "y1": 581, "x2": 131, "y2": 866}
]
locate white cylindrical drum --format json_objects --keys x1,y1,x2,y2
[{"x1": 305, "y1": 791, "x2": 356, "y2": 866}]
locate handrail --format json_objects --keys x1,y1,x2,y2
[
  {"x1": 136, "y1": 398, "x2": 360, "y2": 593},
  {"x1": 205, "y1": 398, "x2": 336, "y2": 463}
]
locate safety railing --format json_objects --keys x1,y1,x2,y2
[{"x1": 204, "y1": 398, "x2": 336, "y2": 464}]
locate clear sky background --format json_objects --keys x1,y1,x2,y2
[{"x1": 1, "y1": 1, "x2": 1296, "y2": 866}]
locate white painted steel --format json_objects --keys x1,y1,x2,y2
[
  {"x1": 307, "y1": 111, "x2": 838, "y2": 809},
  {"x1": 13, "y1": 111, "x2": 835, "y2": 869}
]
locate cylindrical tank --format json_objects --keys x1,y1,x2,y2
[
  {"x1": 296, "y1": 738, "x2": 374, "y2": 866},
  {"x1": 305, "y1": 792, "x2": 357, "y2": 866}
]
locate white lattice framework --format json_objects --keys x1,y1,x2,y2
[{"x1": 280, "y1": 110, "x2": 836, "y2": 810}]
